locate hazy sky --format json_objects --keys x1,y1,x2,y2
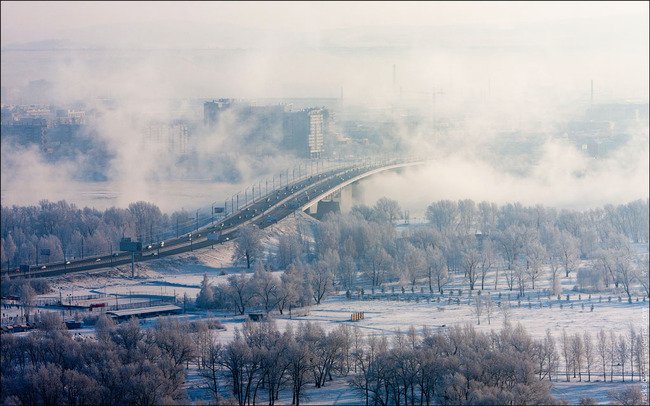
[
  {"x1": 2, "y1": 1, "x2": 647, "y2": 47},
  {"x1": 1, "y1": 1, "x2": 648, "y2": 212}
]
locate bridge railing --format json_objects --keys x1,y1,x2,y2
[{"x1": 3, "y1": 156, "x2": 427, "y2": 273}]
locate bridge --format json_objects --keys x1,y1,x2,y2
[{"x1": 6, "y1": 157, "x2": 425, "y2": 279}]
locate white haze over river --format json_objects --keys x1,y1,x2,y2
[{"x1": 1, "y1": 2, "x2": 647, "y2": 215}]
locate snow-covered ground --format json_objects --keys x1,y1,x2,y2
[{"x1": 6, "y1": 212, "x2": 648, "y2": 404}]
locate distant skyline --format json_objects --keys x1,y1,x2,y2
[{"x1": 1, "y1": 1, "x2": 648, "y2": 214}]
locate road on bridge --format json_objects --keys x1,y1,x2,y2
[{"x1": 7, "y1": 159, "x2": 422, "y2": 279}]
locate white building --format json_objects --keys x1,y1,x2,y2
[{"x1": 308, "y1": 109, "x2": 325, "y2": 159}]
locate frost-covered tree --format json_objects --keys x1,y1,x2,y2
[
  {"x1": 597, "y1": 329, "x2": 609, "y2": 381},
  {"x1": 426, "y1": 200, "x2": 460, "y2": 231},
  {"x1": 276, "y1": 263, "x2": 304, "y2": 314},
  {"x1": 373, "y1": 198, "x2": 402, "y2": 224},
  {"x1": 479, "y1": 239, "x2": 497, "y2": 290},
  {"x1": 459, "y1": 238, "x2": 481, "y2": 290},
  {"x1": 225, "y1": 272, "x2": 256, "y2": 315},
  {"x1": 309, "y1": 261, "x2": 335, "y2": 305},
  {"x1": 364, "y1": 246, "x2": 393, "y2": 288},
  {"x1": 608, "y1": 385, "x2": 647, "y2": 406},
  {"x1": 556, "y1": 230, "x2": 580, "y2": 278},
  {"x1": 524, "y1": 238, "x2": 546, "y2": 290},
  {"x1": 233, "y1": 224, "x2": 263, "y2": 269},
  {"x1": 583, "y1": 332, "x2": 594, "y2": 382},
  {"x1": 251, "y1": 263, "x2": 281, "y2": 312},
  {"x1": 400, "y1": 242, "x2": 426, "y2": 290},
  {"x1": 425, "y1": 245, "x2": 448, "y2": 293},
  {"x1": 196, "y1": 273, "x2": 214, "y2": 309},
  {"x1": 276, "y1": 234, "x2": 303, "y2": 270}
]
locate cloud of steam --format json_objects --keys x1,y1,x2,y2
[
  {"x1": 0, "y1": 143, "x2": 80, "y2": 207},
  {"x1": 1, "y1": 3, "x2": 648, "y2": 213},
  {"x1": 355, "y1": 127, "x2": 649, "y2": 216}
]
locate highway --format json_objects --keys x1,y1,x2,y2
[{"x1": 7, "y1": 159, "x2": 423, "y2": 279}]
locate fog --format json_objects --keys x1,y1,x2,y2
[{"x1": 1, "y1": 2, "x2": 648, "y2": 213}]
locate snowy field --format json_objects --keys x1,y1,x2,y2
[
  {"x1": 8, "y1": 212, "x2": 648, "y2": 405},
  {"x1": 18, "y1": 210, "x2": 648, "y2": 344}
]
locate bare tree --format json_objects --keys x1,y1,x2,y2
[
  {"x1": 276, "y1": 234, "x2": 303, "y2": 270},
  {"x1": 199, "y1": 340, "x2": 223, "y2": 402},
  {"x1": 609, "y1": 331, "x2": 617, "y2": 382},
  {"x1": 524, "y1": 239, "x2": 546, "y2": 290},
  {"x1": 276, "y1": 263, "x2": 302, "y2": 315},
  {"x1": 557, "y1": 230, "x2": 580, "y2": 278},
  {"x1": 309, "y1": 262, "x2": 334, "y2": 305},
  {"x1": 514, "y1": 263, "x2": 527, "y2": 296},
  {"x1": 233, "y1": 224, "x2": 263, "y2": 269},
  {"x1": 374, "y1": 198, "x2": 402, "y2": 224},
  {"x1": 608, "y1": 385, "x2": 647, "y2": 405},
  {"x1": 426, "y1": 200, "x2": 458, "y2": 231},
  {"x1": 365, "y1": 246, "x2": 393, "y2": 288},
  {"x1": 483, "y1": 294, "x2": 495, "y2": 325},
  {"x1": 472, "y1": 296, "x2": 483, "y2": 325},
  {"x1": 18, "y1": 282, "x2": 36, "y2": 323},
  {"x1": 543, "y1": 329, "x2": 559, "y2": 381},
  {"x1": 500, "y1": 301, "x2": 512, "y2": 325},
  {"x1": 615, "y1": 251, "x2": 637, "y2": 303},
  {"x1": 479, "y1": 239, "x2": 496, "y2": 290},
  {"x1": 634, "y1": 329, "x2": 647, "y2": 382},
  {"x1": 425, "y1": 246, "x2": 448, "y2": 293},
  {"x1": 287, "y1": 328, "x2": 312, "y2": 406},
  {"x1": 196, "y1": 273, "x2": 214, "y2": 309},
  {"x1": 548, "y1": 247, "x2": 563, "y2": 295},
  {"x1": 402, "y1": 243, "x2": 426, "y2": 290},
  {"x1": 637, "y1": 254, "x2": 649, "y2": 296},
  {"x1": 583, "y1": 332, "x2": 594, "y2": 382},
  {"x1": 627, "y1": 326, "x2": 636, "y2": 381},
  {"x1": 225, "y1": 272, "x2": 255, "y2": 315},
  {"x1": 597, "y1": 329, "x2": 609, "y2": 381},
  {"x1": 495, "y1": 224, "x2": 530, "y2": 272},
  {"x1": 561, "y1": 329, "x2": 571, "y2": 382},
  {"x1": 460, "y1": 242, "x2": 481, "y2": 290},
  {"x1": 571, "y1": 332, "x2": 584, "y2": 381},
  {"x1": 252, "y1": 263, "x2": 281, "y2": 312},
  {"x1": 618, "y1": 335, "x2": 628, "y2": 382}
]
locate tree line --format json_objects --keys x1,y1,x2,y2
[
  {"x1": 2, "y1": 197, "x2": 647, "y2": 301},
  {"x1": 4, "y1": 313, "x2": 646, "y2": 405},
  {"x1": 215, "y1": 197, "x2": 648, "y2": 318},
  {"x1": 1, "y1": 314, "x2": 198, "y2": 405},
  {"x1": 1, "y1": 200, "x2": 199, "y2": 269}
]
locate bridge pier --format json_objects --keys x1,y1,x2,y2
[{"x1": 305, "y1": 186, "x2": 354, "y2": 220}]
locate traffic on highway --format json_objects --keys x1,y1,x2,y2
[{"x1": 7, "y1": 160, "x2": 399, "y2": 279}]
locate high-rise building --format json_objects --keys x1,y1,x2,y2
[
  {"x1": 204, "y1": 99, "x2": 232, "y2": 127},
  {"x1": 308, "y1": 109, "x2": 327, "y2": 159},
  {"x1": 282, "y1": 110, "x2": 310, "y2": 156},
  {"x1": 144, "y1": 120, "x2": 191, "y2": 154}
]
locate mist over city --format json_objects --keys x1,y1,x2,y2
[{"x1": 1, "y1": 2, "x2": 648, "y2": 405}]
